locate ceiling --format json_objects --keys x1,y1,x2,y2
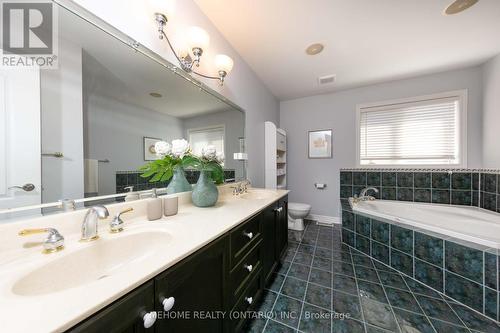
[
  {"x1": 195, "y1": 0, "x2": 500, "y2": 100},
  {"x1": 59, "y1": 5, "x2": 233, "y2": 118}
]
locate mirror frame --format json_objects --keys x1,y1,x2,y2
[{"x1": 0, "y1": 0, "x2": 246, "y2": 216}]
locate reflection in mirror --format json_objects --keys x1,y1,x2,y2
[{"x1": 0, "y1": 4, "x2": 245, "y2": 218}]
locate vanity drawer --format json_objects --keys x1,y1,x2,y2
[
  {"x1": 230, "y1": 213, "x2": 262, "y2": 268},
  {"x1": 68, "y1": 281, "x2": 155, "y2": 333},
  {"x1": 230, "y1": 268, "x2": 263, "y2": 333},
  {"x1": 230, "y1": 240, "x2": 262, "y2": 304}
]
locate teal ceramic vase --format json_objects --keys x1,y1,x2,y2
[
  {"x1": 192, "y1": 170, "x2": 219, "y2": 207},
  {"x1": 166, "y1": 166, "x2": 192, "y2": 194}
]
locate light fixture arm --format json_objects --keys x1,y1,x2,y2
[{"x1": 155, "y1": 16, "x2": 227, "y2": 85}]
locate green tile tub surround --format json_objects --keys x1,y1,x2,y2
[
  {"x1": 382, "y1": 172, "x2": 397, "y2": 186},
  {"x1": 432, "y1": 172, "x2": 451, "y2": 189},
  {"x1": 452, "y1": 172, "x2": 472, "y2": 190},
  {"x1": 353, "y1": 171, "x2": 367, "y2": 185},
  {"x1": 445, "y1": 241, "x2": 483, "y2": 284},
  {"x1": 431, "y1": 189, "x2": 451, "y2": 204},
  {"x1": 341, "y1": 211, "x2": 354, "y2": 230},
  {"x1": 483, "y1": 173, "x2": 498, "y2": 193},
  {"x1": 367, "y1": 172, "x2": 381, "y2": 186},
  {"x1": 482, "y1": 192, "x2": 497, "y2": 212},
  {"x1": 414, "y1": 172, "x2": 431, "y2": 188},
  {"x1": 445, "y1": 271, "x2": 484, "y2": 312},
  {"x1": 397, "y1": 172, "x2": 414, "y2": 187},
  {"x1": 340, "y1": 185, "x2": 352, "y2": 199},
  {"x1": 354, "y1": 234, "x2": 370, "y2": 255},
  {"x1": 485, "y1": 287, "x2": 498, "y2": 321},
  {"x1": 391, "y1": 248, "x2": 414, "y2": 276},
  {"x1": 414, "y1": 189, "x2": 432, "y2": 203},
  {"x1": 414, "y1": 232, "x2": 443, "y2": 266},
  {"x1": 414, "y1": 258, "x2": 444, "y2": 292},
  {"x1": 391, "y1": 225, "x2": 413, "y2": 254},
  {"x1": 451, "y1": 190, "x2": 472, "y2": 206},
  {"x1": 371, "y1": 219, "x2": 389, "y2": 244},
  {"x1": 371, "y1": 241, "x2": 389, "y2": 265},
  {"x1": 397, "y1": 187, "x2": 414, "y2": 201},
  {"x1": 381, "y1": 187, "x2": 396, "y2": 200},
  {"x1": 484, "y1": 252, "x2": 498, "y2": 290},
  {"x1": 340, "y1": 171, "x2": 352, "y2": 185},
  {"x1": 355, "y1": 215, "x2": 371, "y2": 237}
]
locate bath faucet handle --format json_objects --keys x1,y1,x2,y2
[
  {"x1": 110, "y1": 207, "x2": 134, "y2": 233},
  {"x1": 18, "y1": 228, "x2": 64, "y2": 254}
]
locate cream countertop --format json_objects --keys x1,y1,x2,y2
[{"x1": 0, "y1": 187, "x2": 289, "y2": 333}]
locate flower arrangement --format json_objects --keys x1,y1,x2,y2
[
  {"x1": 139, "y1": 139, "x2": 191, "y2": 182},
  {"x1": 139, "y1": 140, "x2": 225, "y2": 185},
  {"x1": 183, "y1": 145, "x2": 225, "y2": 184}
]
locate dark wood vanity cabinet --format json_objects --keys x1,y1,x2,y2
[{"x1": 67, "y1": 196, "x2": 287, "y2": 333}]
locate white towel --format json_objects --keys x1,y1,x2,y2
[{"x1": 84, "y1": 159, "x2": 99, "y2": 194}]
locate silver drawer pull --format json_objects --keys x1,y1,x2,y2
[
  {"x1": 244, "y1": 264, "x2": 253, "y2": 272},
  {"x1": 162, "y1": 296, "x2": 175, "y2": 311},
  {"x1": 243, "y1": 231, "x2": 253, "y2": 239},
  {"x1": 245, "y1": 296, "x2": 253, "y2": 305}
]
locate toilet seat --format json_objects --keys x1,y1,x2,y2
[{"x1": 288, "y1": 202, "x2": 311, "y2": 212}]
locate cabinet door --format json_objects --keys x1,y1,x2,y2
[
  {"x1": 154, "y1": 235, "x2": 229, "y2": 333},
  {"x1": 276, "y1": 197, "x2": 288, "y2": 260},
  {"x1": 68, "y1": 281, "x2": 155, "y2": 333},
  {"x1": 262, "y1": 202, "x2": 277, "y2": 283}
]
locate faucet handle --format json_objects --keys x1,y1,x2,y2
[
  {"x1": 110, "y1": 208, "x2": 134, "y2": 233},
  {"x1": 19, "y1": 228, "x2": 64, "y2": 254}
]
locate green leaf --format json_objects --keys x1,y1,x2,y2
[
  {"x1": 160, "y1": 169, "x2": 173, "y2": 182},
  {"x1": 149, "y1": 172, "x2": 164, "y2": 183}
]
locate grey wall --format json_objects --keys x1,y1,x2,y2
[
  {"x1": 83, "y1": 93, "x2": 184, "y2": 196},
  {"x1": 482, "y1": 54, "x2": 500, "y2": 168},
  {"x1": 72, "y1": 0, "x2": 279, "y2": 187},
  {"x1": 280, "y1": 66, "x2": 484, "y2": 218},
  {"x1": 182, "y1": 110, "x2": 245, "y2": 180},
  {"x1": 41, "y1": 38, "x2": 84, "y2": 203}
]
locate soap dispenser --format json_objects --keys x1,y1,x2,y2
[
  {"x1": 124, "y1": 186, "x2": 139, "y2": 202},
  {"x1": 147, "y1": 188, "x2": 163, "y2": 221}
]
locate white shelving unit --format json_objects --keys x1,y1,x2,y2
[{"x1": 265, "y1": 121, "x2": 287, "y2": 189}]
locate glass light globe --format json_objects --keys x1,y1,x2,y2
[
  {"x1": 150, "y1": 0, "x2": 175, "y2": 17},
  {"x1": 215, "y1": 54, "x2": 234, "y2": 73},
  {"x1": 188, "y1": 26, "x2": 210, "y2": 51}
]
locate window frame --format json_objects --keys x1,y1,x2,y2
[
  {"x1": 355, "y1": 90, "x2": 468, "y2": 168},
  {"x1": 187, "y1": 124, "x2": 226, "y2": 165}
]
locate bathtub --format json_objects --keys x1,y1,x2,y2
[{"x1": 349, "y1": 198, "x2": 500, "y2": 249}]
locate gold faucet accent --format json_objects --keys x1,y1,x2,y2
[{"x1": 18, "y1": 228, "x2": 64, "y2": 254}]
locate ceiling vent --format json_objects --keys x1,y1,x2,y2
[{"x1": 318, "y1": 75, "x2": 336, "y2": 85}]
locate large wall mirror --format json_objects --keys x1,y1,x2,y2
[{"x1": 0, "y1": 2, "x2": 245, "y2": 219}]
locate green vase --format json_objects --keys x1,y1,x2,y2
[
  {"x1": 192, "y1": 170, "x2": 219, "y2": 207},
  {"x1": 166, "y1": 166, "x2": 192, "y2": 194}
]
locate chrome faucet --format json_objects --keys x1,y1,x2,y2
[
  {"x1": 354, "y1": 187, "x2": 379, "y2": 203},
  {"x1": 242, "y1": 180, "x2": 251, "y2": 192},
  {"x1": 81, "y1": 205, "x2": 109, "y2": 241}
]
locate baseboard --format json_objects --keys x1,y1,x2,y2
[{"x1": 306, "y1": 214, "x2": 341, "y2": 225}]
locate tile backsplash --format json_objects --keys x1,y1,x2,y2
[
  {"x1": 340, "y1": 168, "x2": 500, "y2": 214},
  {"x1": 115, "y1": 169, "x2": 236, "y2": 193}
]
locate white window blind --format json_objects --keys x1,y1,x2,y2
[
  {"x1": 359, "y1": 95, "x2": 463, "y2": 166},
  {"x1": 188, "y1": 126, "x2": 225, "y2": 163}
]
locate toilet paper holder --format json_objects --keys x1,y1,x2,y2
[{"x1": 314, "y1": 183, "x2": 327, "y2": 189}]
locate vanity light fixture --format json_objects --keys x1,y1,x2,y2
[
  {"x1": 306, "y1": 43, "x2": 324, "y2": 56},
  {"x1": 150, "y1": 0, "x2": 233, "y2": 85},
  {"x1": 444, "y1": 0, "x2": 479, "y2": 15},
  {"x1": 149, "y1": 92, "x2": 163, "y2": 98}
]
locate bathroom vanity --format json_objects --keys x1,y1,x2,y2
[{"x1": 0, "y1": 189, "x2": 288, "y2": 333}]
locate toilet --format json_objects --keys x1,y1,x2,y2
[{"x1": 288, "y1": 202, "x2": 311, "y2": 231}]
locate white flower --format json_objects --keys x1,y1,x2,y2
[
  {"x1": 171, "y1": 139, "x2": 190, "y2": 158},
  {"x1": 154, "y1": 141, "x2": 171, "y2": 157},
  {"x1": 202, "y1": 145, "x2": 217, "y2": 159},
  {"x1": 216, "y1": 152, "x2": 225, "y2": 163}
]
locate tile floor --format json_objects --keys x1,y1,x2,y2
[{"x1": 243, "y1": 221, "x2": 500, "y2": 333}]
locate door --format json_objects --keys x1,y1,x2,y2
[
  {"x1": 154, "y1": 235, "x2": 229, "y2": 332},
  {"x1": 0, "y1": 68, "x2": 41, "y2": 214}
]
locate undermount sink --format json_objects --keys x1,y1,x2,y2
[
  {"x1": 239, "y1": 189, "x2": 276, "y2": 200},
  {"x1": 12, "y1": 231, "x2": 171, "y2": 296}
]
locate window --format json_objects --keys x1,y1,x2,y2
[
  {"x1": 357, "y1": 90, "x2": 467, "y2": 167},
  {"x1": 188, "y1": 125, "x2": 225, "y2": 164}
]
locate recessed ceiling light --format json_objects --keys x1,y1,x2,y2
[
  {"x1": 444, "y1": 0, "x2": 479, "y2": 15},
  {"x1": 306, "y1": 43, "x2": 324, "y2": 56},
  {"x1": 149, "y1": 92, "x2": 162, "y2": 98}
]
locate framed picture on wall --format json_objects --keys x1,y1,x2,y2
[
  {"x1": 143, "y1": 137, "x2": 162, "y2": 161},
  {"x1": 308, "y1": 129, "x2": 332, "y2": 159}
]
